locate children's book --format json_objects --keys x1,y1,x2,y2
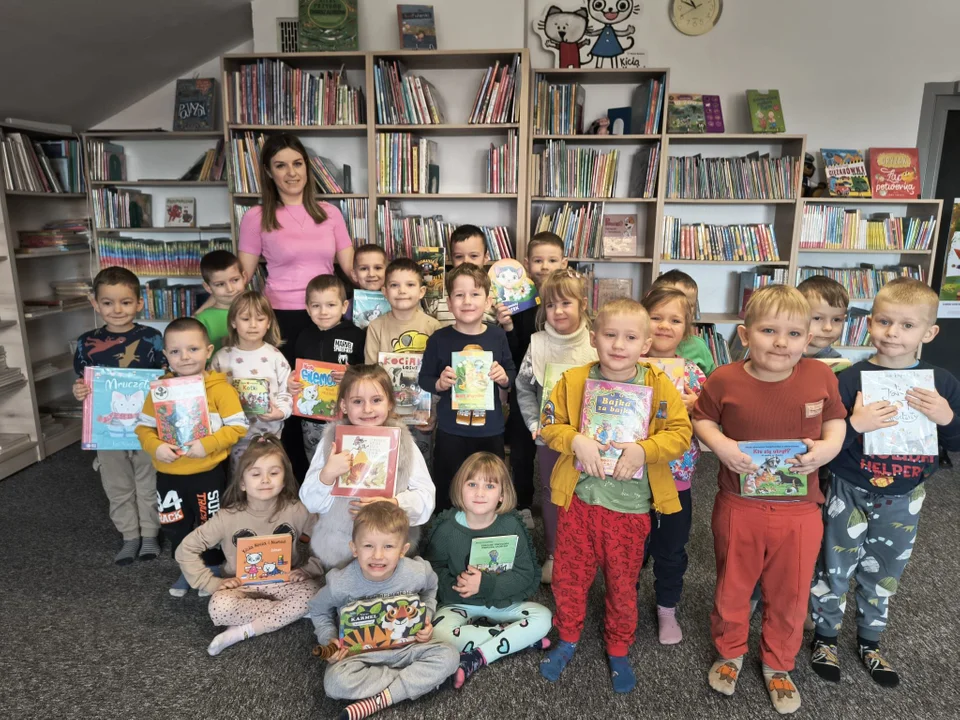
[
  {"x1": 540, "y1": 363, "x2": 575, "y2": 426},
  {"x1": 414, "y1": 246, "x2": 445, "y2": 300},
  {"x1": 451, "y1": 350, "x2": 494, "y2": 411},
  {"x1": 593, "y1": 277, "x2": 634, "y2": 308},
  {"x1": 339, "y1": 593, "x2": 426, "y2": 655},
  {"x1": 602, "y1": 214, "x2": 638, "y2": 257},
  {"x1": 667, "y1": 94, "x2": 706, "y2": 133},
  {"x1": 821, "y1": 149, "x2": 872, "y2": 198},
  {"x1": 607, "y1": 106, "x2": 631, "y2": 135},
  {"x1": 299, "y1": 0, "x2": 359, "y2": 51},
  {"x1": 817, "y1": 357, "x2": 852, "y2": 374},
  {"x1": 868, "y1": 147, "x2": 921, "y2": 199},
  {"x1": 82, "y1": 367, "x2": 164, "y2": 450},
  {"x1": 640, "y1": 357, "x2": 686, "y2": 392},
  {"x1": 469, "y1": 535, "x2": 519, "y2": 574},
  {"x1": 397, "y1": 4, "x2": 437, "y2": 50},
  {"x1": 746, "y1": 89, "x2": 786, "y2": 133},
  {"x1": 488, "y1": 259, "x2": 539, "y2": 315},
  {"x1": 292, "y1": 360, "x2": 343, "y2": 421},
  {"x1": 164, "y1": 197, "x2": 195, "y2": 228},
  {"x1": 379, "y1": 352, "x2": 431, "y2": 425},
  {"x1": 149, "y1": 375, "x2": 211, "y2": 450},
  {"x1": 576, "y1": 379, "x2": 653, "y2": 478},
  {"x1": 738, "y1": 440, "x2": 809, "y2": 497},
  {"x1": 332, "y1": 425, "x2": 401, "y2": 498},
  {"x1": 861, "y1": 369, "x2": 938, "y2": 456},
  {"x1": 237, "y1": 534, "x2": 292, "y2": 585},
  {"x1": 702, "y1": 94, "x2": 724, "y2": 133},
  {"x1": 353, "y1": 290, "x2": 391, "y2": 329},
  {"x1": 233, "y1": 377, "x2": 270, "y2": 416}
]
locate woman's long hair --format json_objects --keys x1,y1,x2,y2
[{"x1": 259, "y1": 133, "x2": 327, "y2": 232}]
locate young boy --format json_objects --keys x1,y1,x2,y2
[
  {"x1": 538, "y1": 298, "x2": 692, "y2": 693},
  {"x1": 426, "y1": 224, "x2": 496, "y2": 327},
  {"x1": 808, "y1": 278, "x2": 960, "y2": 688},
  {"x1": 353, "y1": 244, "x2": 388, "y2": 292},
  {"x1": 73, "y1": 267, "x2": 165, "y2": 565},
  {"x1": 196, "y1": 250, "x2": 246, "y2": 352},
  {"x1": 797, "y1": 275, "x2": 849, "y2": 359},
  {"x1": 135, "y1": 317, "x2": 248, "y2": 596},
  {"x1": 289, "y1": 274, "x2": 365, "y2": 461},
  {"x1": 419, "y1": 263, "x2": 515, "y2": 510},
  {"x1": 308, "y1": 502, "x2": 458, "y2": 720},
  {"x1": 693, "y1": 285, "x2": 847, "y2": 714},
  {"x1": 651, "y1": 269, "x2": 716, "y2": 376}
]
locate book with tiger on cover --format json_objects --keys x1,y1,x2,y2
[
  {"x1": 332, "y1": 425, "x2": 401, "y2": 498},
  {"x1": 339, "y1": 593, "x2": 426, "y2": 654}
]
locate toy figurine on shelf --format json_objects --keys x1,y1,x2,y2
[
  {"x1": 803, "y1": 152, "x2": 827, "y2": 197},
  {"x1": 587, "y1": 116, "x2": 610, "y2": 135}
]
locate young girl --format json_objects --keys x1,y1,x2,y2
[
  {"x1": 211, "y1": 291, "x2": 292, "y2": 470},
  {"x1": 175, "y1": 435, "x2": 323, "y2": 656},
  {"x1": 640, "y1": 286, "x2": 706, "y2": 645},
  {"x1": 299, "y1": 364, "x2": 435, "y2": 571},
  {"x1": 424, "y1": 452, "x2": 552, "y2": 688},
  {"x1": 515, "y1": 269, "x2": 597, "y2": 583}
]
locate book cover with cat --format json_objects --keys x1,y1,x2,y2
[
  {"x1": 861, "y1": 369, "x2": 938, "y2": 456},
  {"x1": 451, "y1": 350, "x2": 494, "y2": 411},
  {"x1": 233, "y1": 377, "x2": 270, "y2": 416},
  {"x1": 149, "y1": 375, "x2": 211, "y2": 450},
  {"x1": 292, "y1": 360, "x2": 343, "y2": 421},
  {"x1": 379, "y1": 352, "x2": 431, "y2": 425},
  {"x1": 237, "y1": 534, "x2": 292, "y2": 585},
  {"x1": 469, "y1": 535, "x2": 519, "y2": 574},
  {"x1": 738, "y1": 440, "x2": 809, "y2": 497},
  {"x1": 82, "y1": 367, "x2": 164, "y2": 450},
  {"x1": 576, "y1": 379, "x2": 653, "y2": 478},
  {"x1": 352, "y1": 290, "x2": 391, "y2": 329},
  {"x1": 332, "y1": 425, "x2": 400, "y2": 498},
  {"x1": 339, "y1": 593, "x2": 426, "y2": 655},
  {"x1": 488, "y1": 259, "x2": 539, "y2": 315}
]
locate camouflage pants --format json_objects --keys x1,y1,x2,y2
[{"x1": 810, "y1": 475, "x2": 924, "y2": 642}]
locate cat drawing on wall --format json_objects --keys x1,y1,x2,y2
[
  {"x1": 585, "y1": 0, "x2": 639, "y2": 68},
  {"x1": 537, "y1": 6, "x2": 591, "y2": 69}
]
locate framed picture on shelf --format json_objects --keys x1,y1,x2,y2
[{"x1": 165, "y1": 198, "x2": 196, "y2": 228}]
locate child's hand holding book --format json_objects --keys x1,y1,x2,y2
[
  {"x1": 489, "y1": 361, "x2": 510, "y2": 388},
  {"x1": 610, "y1": 441, "x2": 646, "y2": 481},
  {"x1": 786, "y1": 438, "x2": 829, "y2": 476},
  {"x1": 850, "y1": 391, "x2": 898, "y2": 433},
  {"x1": 219, "y1": 577, "x2": 242, "y2": 590},
  {"x1": 572, "y1": 433, "x2": 608, "y2": 479},
  {"x1": 260, "y1": 401, "x2": 286, "y2": 421},
  {"x1": 415, "y1": 617, "x2": 434, "y2": 643},
  {"x1": 495, "y1": 303, "x2": 514, "y2": 332},
  {"x1": 906, "y1": 386, "x2": 954, "y2": 425},
  {"x1": 183, "y1": 440, "x2": 207, "y2": 459},
  {"x1": 349, "y1": 496, "x2": 399, "y2": 516},
  {"x1": 714, "y1": 438, "x2": 758, "y2": 476},
  {"x1": 680, "y1": 382, "x2": 699, "y2": 414},
  {"x1": 436, "y1": 366, "x2": 457, "y2": 392},
  {"x1": 319, "y1": 451, "x2": 353, "y2": 486},
  {"x1": 453, "y1": 566, "x2": 482, "y2": 598},
  {"x1": 72, "y1": 378, "x2": 91, "y2": 401},
  {"x1": 155, "y1": 443, "x2": 182, "y2": 463}
]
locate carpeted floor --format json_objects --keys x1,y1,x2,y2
[{"x1": 2, "y1": 445, "x2": 959, "y2": 719}]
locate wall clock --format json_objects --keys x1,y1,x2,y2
[{"x1": 669, "y1": 0, "x2": 722, "y2": 36}]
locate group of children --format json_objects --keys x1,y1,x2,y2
[{"x1": 71, "y1": 222, "x2": 960, "y2": 718}]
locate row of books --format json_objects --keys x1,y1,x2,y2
[
  {"x1": 312, "y1": 156, "x2": 353, "y2": 194},
  {"x1": 140, "y1": 280, "x2": 208, "y2": 320},
  {"x1": 375, "y1": 201, "x2": 512, "y2": 260},
  {"x1": 661, "y1": 217, "x2": 781, "y2": 262},
  {"x1": 227, "y1": 59, "x2": 365, "y2": 126},
  {"x1": 0, "y1": 346, "x2": 26, "y2": 394},
  {"x1": 531, "y1": 140, "x2": 620, "y2": 199},
  {"x1": 91, "y1": 188, "x2": 152, "y2": 229},
  {"x1": 373, "y1": 60, "x2": 444, "y2": 125},
  {"x1": 795, "y1": 264, "x2": 926, "y2": 299},
  {"x1": 695, "y1": 323, "x2": 731, "y2": 367},
  {"x1": 533, "y1": 201, "x2": 605, "y2": 258},
  {"x1": 377, "y1": 133, "x2": 439, "y2": 194},
  {"x1": 87, "y1": 140, "x2": 126, "y2": 182},
  {"x1": 2, "y1": 134, "x2": 86, "y2": 193},
  {"x1": 338, "y1": 198, "x2": 370, "y2": 245},
  {"x1": 19, "y1": 219, "x2": 91, "y2": 254},
  {"x1": 839, "y1": 310, "x2": 871, "y2": 347},
  {"x1": 532, "y1": 78, "x2": 586, "y2": 135},
  {"x1": 627, "y1": 145, "x2": 661, "y2": 199},
  {"x1": 736, "y1": 266, "x2": 789, "y2": 316},
  {"x1": 180, "y1": 140, "x2": 228, "y2": 182},
  {"x1": 664, "y1": 154, "x2": 800, "y2": 200},
  {"x1": 469, "y1": 55, "x2": 523, "y2": 125},
  {"x1": 96, "y1": 237, "x2": 232, "y2": 277},
  {"x1": 799, "y1": 205, "x2": 936, "y2": 251},
  {"x1": 486, "y1": 131, "x2": 518, "y2": 194},
  {"x1": 229, "y1": 131, "x2": 265, "y2": 194}
]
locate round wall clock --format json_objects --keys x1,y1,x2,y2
[{"x1": 669, "y1": 0, "x2": 722, "y2": 36}]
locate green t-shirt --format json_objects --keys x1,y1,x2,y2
[
  {"x1": 575, "y1": 364, "x2": 652, "y2": 514},
  {"x1": 677, "y1": 334, "x2": 716, "y2": 376},
  {"x1": 196, "y1": 307, "x2": 230, "y2": 352}
]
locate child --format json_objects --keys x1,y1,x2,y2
[
  {"x1": 353, "y1": 244, "x2": 388, "y2": 292},
  {"x1": 288, "y1": 274, "x2": 365, "y2": 461},
  {"x1": 308, "y1": 502, "x2": 459, "y2": 720},
  {"x1": 515, "y1": 268, "x2": 597, "y2": 583},
  {"x1": 538, "y1": 298, "x2": 692, "y2": 693},
  {"x1": 425, "y1": 224, "x2": 497, "y2": 327},
  {"x1": 693, "y1": 285, "x2": 846, "y2": 714},
  {"x1": 424, "y1": 452, "x2": 552, "y2": 688},
  {"x1": 73, "y1": 266, "x2": 165, "y2": 565},
  {"x1": 299, "y1": 364, "x2": 435, "y2": 571},
  {"x1": 175, "y1": 435, "x2": 323, "y2": 656},
  {"x1": 809, "y1": 278, "x2": 960, "y2": 687},
  {"x1": 651, "y1": 269, "x2": 716, "y2": 376},
  {"x1": 796, "y1": 275, "x2": 849, "y2": 359},
  {"x1": 196, "y1": 250, "x2": 246, "y2": 352},
  {"x1": 419, "y1": 263, "x2": 516, "y2": 511},
  {"x1": 640, "y1": 286, "x2": 707, "y2": 644},
  {"x1": 136, "y1": 317, "x2": 249, "y2": 596},
  {"x1": 211, "y1": 291, "x2": 293, "y2": 469}
]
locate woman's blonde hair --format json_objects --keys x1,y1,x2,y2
[
  {"x1": 259, "y1": 133, "x2": 327, "y2": 232},
  {"x1": 448, "y1": 452, "x2": 517, "y2": 514},
  {"x1": 337, "y1": 364, "x2": 396, "y2": 420},
  {"x1": 641, "y1": 286, "x2": 693, "y2": 340},
  {"x1": 226, "y1": 291, "x2": 282, "y2": 348},
  {"x1": 221, "y1": 434, "x2": 298, "y2": 519},
  {"x1": 536, "y1": 268, "x2": 589, "y2": 331}
]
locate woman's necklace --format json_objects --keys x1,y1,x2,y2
[{"x1": 284, "y1": 204, "x2": 309, "y2": 231}]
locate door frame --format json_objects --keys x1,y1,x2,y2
[{"x1": 917, "y1": 82, "x2": 960, "y2": 197}]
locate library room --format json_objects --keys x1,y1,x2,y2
[{"x1": 2, "y1": 0, "x2": 960, "y2": 718}]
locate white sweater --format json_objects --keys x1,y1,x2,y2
[{"x1": 211, "y1": 343, "x2": 293, "y2": 437}]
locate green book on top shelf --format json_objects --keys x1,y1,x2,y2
[
  {"x1": 746, "y1": 89, "x2": 786, "y2": 133},
  {"x1": 299, "y1": 0, "x2": 359, "y2": 51}
]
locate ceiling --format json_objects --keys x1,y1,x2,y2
[{"x1": 0, "y1": 0, "x2": 252, "y2": 130}]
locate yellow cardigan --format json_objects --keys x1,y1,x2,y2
[{"x1": 539, "y1": 362, "x2": 692, "y2": 515}]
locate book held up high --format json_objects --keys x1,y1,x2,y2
[
  {"x1": 488, "y1": 259, "x2": 539, "y2": 315},
  {"x1": 333, "y1": 425, "x2": 401, "y2": 498},
  {"x1": 82, "y1": 367, "x2": 164, "y2": 450},
  {"x1": 150, "y1": 375, "x2": 211, "y2": 450},
  {"x1": 861, "y1": 369, "x2": 938, "y2": 456},
  {"x1": 576, "y1": 379, "x2": 653, "y2": 478},
  {"x1": 738, "y1": 440, "x2": 809, "y2": 497},
  {"x1": 293, "y1": 360, "x2": 343, "y2": 421},
  {"x1": 237, "y1": 534, "x2": 292, "y2": 585},
  {"x1": 469, "y1": 535, "x2": 519, "y2": 574},
  {"x1": 233, "y1": 378, "x2": 270, "y2": 416},
  {"x1": 352, "y1": 290, "x2": 391, "y2": 329}
]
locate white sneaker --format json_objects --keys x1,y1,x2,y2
[
  {"x1": 519, "y1": 508, "x2": 535, "y2": 530},
  {"x1": 541, "y1": 555, "x2": 554, "y2": 584}
]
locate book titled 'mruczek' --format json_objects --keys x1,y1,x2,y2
[
  {"x1": 576, "y1": 379, "x2": 653, "y2": 478},
  {"x1": 150, "y1": 375, "x2": 211, "y2": 449},
  {"x1": 738, "y1": 440, "x2": 809, "y2": 497},
  {"x1": 237, "y1": 534, "x2": 292, "y2": 585},
  {"x1": 82, "y1": 367, "x2": 164, "y2": 450},
  {"x1": 469, "y1": 535, "x2": 519, "y2": 574},
  {"x1": 339, "y1": 593, "x2": 426, "y2": 655}
]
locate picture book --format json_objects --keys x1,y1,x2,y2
[
  {"x1": 236, "y1": 534, "x2": 292, "y2": 585},
  {"x1": 602, "y1": 214, "x2": 638, "y2": 257},
  {"x1": 397, "y1": 4, "x2": 437, "y2": 49},
  {"x1": 576, "y1": 379, "x2": 653, "y2": 479},
  {"x1": 868, "y1": 147, "x2": 921, "y2": 199},
  {"x1": 173, "y1": 77, "x2": 217, "y2": 132},
  {"x1": 607, "y1": 106, "x2": 631, "y2": 135},
  {"x1": 352, "y1": 290, "x2": 391, "y2": 329},
  {"x1": 333, "y1": 425, "x2": 400, "y2": 498},
  {"x1": 738, "y1": 440, "x2": 809, "y2": 497},
  {"x1": 822, "y1": 149, "x2": 872, "y2": 198},
  {"x1": 451, "y1": 350, "x2": 494, "y2": 411},
  {"x1": 233, "y1": 377, "x2": 270, "y2": 416},
  {"x1": 339, "y1": 593, "x2": 426, "y2": 655},
  {"x1": 702, "y1": 94, "x2": 724, "y2": 133},
  {"x1": 818, "y1": 357, "x2": 852, "y2": 374},
  {"x1": 593, "y1": 278, "x2": 634, "y2": 309},
  {"x1": 746, "y1": 89, "x2": 786, "y2": 133},
  {"x1": 640, "y1": 356, "x2": 686, "y2": 392},
  {"x1": 488, "y1": 259, "x2": 539, "y2": 315},
  {"x1": 149, "y1": 375, "x2": 211, "y2": 450},
  {"x1": 379, "y1": 352, "x2": 431, "y2": 425},
  {"x1": 414, "y1": 246, "x2": 445, "y2": 300},
  {"x1": 81, "y1": 367, "x2": 164, "y2": 450},
  {"x1": 299, "y1": 0, "x2": 359, "y2": 51},
  {"x1": 292, "y1": 360, "x2": 343, "y2": 421},
  {"x1": 667, "y1": 94, "x2": 706, "y2": 133},
  {"x1": 861, "y1": 369, "x2": 938, "y2": 456},
  {"x1": 164, "y1": 197, "x2": 196, "y2": 228},
  {"x1": 469, "y1": 535, "x2": 519, "y2": 574},
  {"x1": 540, "y1": 363, "x2": 575, "y2": 426}
]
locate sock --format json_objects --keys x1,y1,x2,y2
[
  {"x1": 168, "y1": 573, "x2": 190, "y2": 598},
  {"x1": 138, "y1": 536, "x2": 160, "y2": 560},
  {"x1": 608, "y1": 655, "x2": 636, "y2": 693},
  {"x1": 858, "y1": 638, "x2": 900, "y2": 688},
  {"x1": 339, "y1": 689, "x2": 393, "y2": 720},
  {"x1": 528, "y1": 637, "x2": 551, "y2": 651},
  {"x1": 810, "y1": 635, "x2": 841, "y2": 682},
  {"x1": 207, "y1": 623, "x2": 256, "y2": 656},
  {"x1": 708, "y1": 655, "x2": 743, "y2": 696},
  {"x1": 454, "y1": 648, "x2": 487, "y2": 689},
  {"x1": 762, "y1": 664, "x2": 802, "y2": 715},
  {"x1": 539, "y1": 640, "x2": 576, "y2": 682},
  {"x1": 114, "y1": 539, "x2": 140, "y2": 566},
  {"x1": 657, "y1": 605, "x2": 683, "y2": 645}
]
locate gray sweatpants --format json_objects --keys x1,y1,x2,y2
[
  {"x1": 97, "y1": 449, "x2": 158, "y2": 540},
  {"x1": 323, "y1": 641, "x2": 458, "y2": 702}
]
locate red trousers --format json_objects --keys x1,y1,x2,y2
[
  {"x1": 552, "y1": 494, "x2": 651, "y2": 656},
  {"x1": 711, "y1": 491, "x2": 822, "y2": 671}
]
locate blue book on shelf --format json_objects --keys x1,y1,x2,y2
[{"x1": 81, "y1": 367, "x2": 165, "y2": 450}]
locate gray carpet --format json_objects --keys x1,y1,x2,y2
[{"x1": 2, "y1": 445, "x2": 960, "y2": 719}]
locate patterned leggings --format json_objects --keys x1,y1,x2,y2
[
  {"x1": 208, "y1": 578, "x2": 321, "y2": 633},
  {"x1": 432, "y1": 602, "x2": 552, "y2": 663}
]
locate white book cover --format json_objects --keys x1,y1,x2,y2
[{"x1": 861, "y1": 369, "x2": 938, "y2": 456}]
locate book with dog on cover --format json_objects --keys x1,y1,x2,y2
[{"x1": 737, "y1": 440, "x2": 809, "y2": 497}]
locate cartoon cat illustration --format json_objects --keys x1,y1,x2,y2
[
  {"x1": 494, "y1": 265, "x2": 529, "y2": 303},
  {"x1": 297, "y1": 384, "x2": 319, "y2": 416},
  {"x1": 244, "y1": 552, "x2": 263, "y2": 579},
  {"x1": 537, "y1": 6, "x2": 591, "y2": 69},
  {"x1": 585, "y1": 0, "x2": 639, "y2": 69},
  {"x1": 98, "y1": 390, "x2": 145, "y2": 437},
  {"x1": 380, "y1": 601, "x2": 421, "y2": 643}
]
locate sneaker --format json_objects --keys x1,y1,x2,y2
[
  {"x1": 810, "y1": 638, "x2": 840, "y2": 682},
  {"x1": 519, "y1": 508, "x2": 535, "y2": 530},
  {"x1": 541, "y1": 555, "x2": 554, "y2": 584},
  {"x1": 657, "y1": 605, "x2": 682, "y2": 644}
]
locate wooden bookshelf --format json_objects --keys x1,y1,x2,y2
[{"x1": 89, "y1": 180, "x2": 228, "y2": 187}]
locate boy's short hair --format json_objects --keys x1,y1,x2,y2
[
  {"x1": 797, "y1": 275, "x2": 850, "y2": 310},
  {"x1": 164, "y1": 316, "x2": 210, "y2": 344},
  {"x1": 527, "y1": 231, "x2": 564, "y2": 257},
  {"x1": 351, "y1": 501, "x2": 410, "y2": 542},
  {"x1": 384, "y1": 258, "x2": 423, "y2": 285},
  {"x1": 93, "y1": 266, "x2": 141, "y2": 298},
  {"x1": 445, "y1": 262, "x2": 490, "y2": 297},
  {"x1": 200, "y1": 250, "x2": 242, "y2": 284},
  {"x1": 449, "y1": 224, "x2": 485, "y2": 247},
  {"x1": 354, "y1": 244, "x2": 387, "y2": 264},
  {"x1": 873, "y1": 277, "x2": 939, "y2": 324},
  {"x1": 743, "y1": 285, "x2": 811, "y2": 327},
  {"x1": 594, "y1": 297, "x2": 650, "y2": 333},
  {"x1": 306, "y1": 274, "x2": 347, "y2": 302},
  {"x1": 653, "y1": 269, "x2": 698, "y2": 292}
]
